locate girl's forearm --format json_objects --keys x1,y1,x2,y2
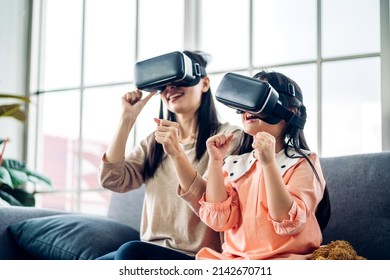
[
  {"x1": 205, "y1": 159, "x2": 228, "y2": 203},
  {"x1": 263, "y1": 160, "x2": 293, "y2": 221}
]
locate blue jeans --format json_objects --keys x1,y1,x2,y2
[
  {"x1": 96, "y1": 250, "x2": 116, "y2": 260},
  {"x1": 97, "y1": 241, "x2": 194, "y2": 260}
]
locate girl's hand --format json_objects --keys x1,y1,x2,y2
[
  {"x1": 153, "y1": 118, "x2": 182, "y2": 157},
  {"x1": 121, "y1": 89, "x2": 155, "y2": 119},
  {"x1": 252, "y1": 131, "x2": 276, "y2": 165},
  {"x1": 206, "y1": 134, "x2": 234, "y2": 162}
]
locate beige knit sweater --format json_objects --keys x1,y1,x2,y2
[{"x1": 98, "y1": 122, "x2": 242, "y2": 257}]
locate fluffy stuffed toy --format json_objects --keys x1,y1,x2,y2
[{"x1": 310, "y1": 240, "x2": 366, "y2": 260}]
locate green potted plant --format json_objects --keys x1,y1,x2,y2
[{"x1": 0, "y1": 93, "x2": 53, "y2": 206}]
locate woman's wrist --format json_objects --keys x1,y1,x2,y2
[
  {"x1": 120, "y1": 111, "x2": 136, "y2": 123},
  {"x1": 168, "y1": 146, "x2": 186, "y2": 161}
]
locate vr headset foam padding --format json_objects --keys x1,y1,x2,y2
[
  {"x1": 134, "y1": 51, "x2": 202, "y2": 92},
  {"x1": 216, "y1": 72, "x2": 305, "y2": 129}
]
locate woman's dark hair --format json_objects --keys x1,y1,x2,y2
[
  {"x1": 143, "y1": 50, "x2": 221, "y2": 180},
  {"x1": 238, "y1": 69, "x2": 330, "y2": 231}
]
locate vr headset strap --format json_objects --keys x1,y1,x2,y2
[
  {"x1": 185, "y1": 75, "x2": 201, "y2": 87},
  {"x1": 199, "y1": 66, "x2": 207, "y2": 77},
  {"x1": 184, "y1": 64, "x2": 207, "y2": 87},
  {"x1": 193, "y1": 63, "x2": 207, "y2": 77},
  {"x1": 273, "y1": 103, "x2": 306, "y2": 129}
]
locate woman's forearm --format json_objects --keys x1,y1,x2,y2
[
  {"x1": 169, "y1": 150, "x2": 198, "y2": 193},
  {"x1": 105, "y1": 115, "x2": 136, "y2": 163}
]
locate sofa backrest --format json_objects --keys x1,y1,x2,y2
[
  {"x1": 107, "y1": 187, "x2": 144, "y2": 232},
  {"x1": 320, "y1": 151, "x2": 390, "y2": 260},
  {"x1": 107, "y1": 151, "x2": 390, "y2": 260}
]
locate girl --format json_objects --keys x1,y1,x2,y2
[{"x1": 196, "y1": 70, "x2": 326, "y2": 260}]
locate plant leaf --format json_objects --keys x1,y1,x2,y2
[
  {"x1": 0, "y1": 189, "x2": 23, "y2": 206},
  {"x1": 1, "y1": 159, "x2": 53, "y2": 188},
  {"x1": 0, "y1": 104, "x2": 27, "y2": 121},
  {"x1": 0, "y1": 166, "x2": 14, "y2": 188},
  {"x1": 27, "y1": 172, "x2": 53, "y2": 188},
  {"x1": 0, "y1": 93, "x2": 31, "y2": 103},
  {"x1": 1, "y1": 159, "x2": 27, "y2": 170},
  {"x1": 8, "y1": 168, "x2": 29, "y2": 187},
  {"x1": 4, "y1": 188, "x2": 35, "y2": 206}
]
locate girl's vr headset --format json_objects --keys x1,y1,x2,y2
[
  {"x1": 216, "y1": 72, "x2": 305, "y2": 129},
  {"x1": 134, "y1": 51, "x2": 206, "y2": 92}
]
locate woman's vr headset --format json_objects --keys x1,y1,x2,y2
[
  {"x1": 215, "y1": 72, "x2": 305, "y2": 129},
  {"x1": 134, "y1": 51, "x2": 206, "y2": 92}
]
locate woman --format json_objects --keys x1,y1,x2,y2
[
  {"x1": 97, "y1": 50, "x2": 242, "y2": 259},
  {"x1": 196, "y1": 70, "x2": 327, "y2": 260}
]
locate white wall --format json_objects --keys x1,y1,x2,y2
[{"x1": 0, "y1": 0, "x2": 30, "y2": 160}]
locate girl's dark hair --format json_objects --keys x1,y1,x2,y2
[
  {"x1": 238, "y1": 69, "x2": 330, "y2": 230},
  {"x1": 238, "y1": 70, "x2": 308, "y2": 155},
  {"x1": 143, "y1": 50, "x2": 221, "y2": 179}
]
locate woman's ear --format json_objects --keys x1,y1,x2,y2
[{"x1": 201, "y1": 76, "x2": 210, "y2": 92}]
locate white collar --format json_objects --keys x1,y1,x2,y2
[{"x1": 223, "y1": 147, "x2": 311, "y2": 182}]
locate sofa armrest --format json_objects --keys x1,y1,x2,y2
[{"x1": 0, "y1": 206, "x2": 66, "y2": 259}]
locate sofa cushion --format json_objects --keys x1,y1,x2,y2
[{"x1": 9, "y1": 214, "x2": 139, "y2": 260}]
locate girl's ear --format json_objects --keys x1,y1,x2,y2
[
  {"x1": 289, "y1": 107, "x2": 298, "y2": 114},
  {"x1": 201, "y1": 76, "x2": 210, "y2": 93}
]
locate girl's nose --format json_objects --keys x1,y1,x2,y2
[{"x1": 166, "y1": 85, "x2": 176, "y2": 90}]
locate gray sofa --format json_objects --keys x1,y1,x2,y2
[{"x1": 1, "y1": 152, "x2": 389, "y2": 260}]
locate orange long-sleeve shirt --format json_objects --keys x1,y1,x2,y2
[{"x1": 196, "y1": 149, "x2": 326, "y2": 260}]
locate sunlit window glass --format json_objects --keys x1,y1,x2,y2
[
  {"x1": 322, "y1": 0, "x2": 380, "y2": 58},
  {"x1": 253, "y1": 0, "x2": 316, "y2": 66},
  {"x1": 38, "y1": 90, "x2": 81, "y2": 211},
  {"x1": 84, "y1": 0, "x2": 136, "y2": 86},
  {"x1": 35, "y1": 192, "x2": 77, "y2": 212},
  {"x1": 200, "y1": 0, "x2": 249, "y2": 72},
  {"x1": 82, "y1": 84, "x2": 133, "y2": 191},
  {"x1": 322, "y1": 57, "x2": 381, "y2": 156},
  {"x1": 40, "y1": 0, "x2": 82, "y2": 90},
  {"x1": 137, "y1": 0, "x2": 184, "y2": 60}
]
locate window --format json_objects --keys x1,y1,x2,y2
[
  {"x1": 28, "y1": 0, "x2": 387, "y2": 214},
  {"x1": 29, "y1": 0, "x2": 184, "y2": 214},
  {"x1": 84, "y1": 0, "x2": 136, "y2": 86},
  {"x1": 200, "y1": 0, "x2": 383, "y2": 156},
  {"x1": 322, "y1": 58, "x2": 381, "y2": 156},
  {"x1": 252, "y1": 0, "x2": 317, "y2": 65}
]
